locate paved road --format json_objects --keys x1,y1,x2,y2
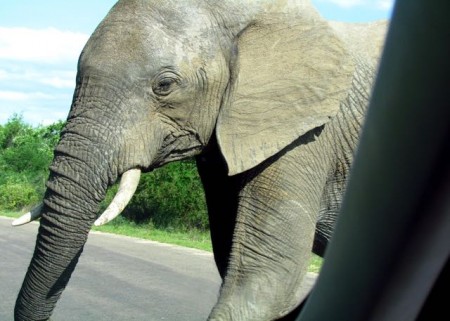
[
  {"x1": 0, "y1": 216, "x2": 316, "y2": 320},
  {"x1": 1, "y1": 216, "x2": 221, "y2": 321}
]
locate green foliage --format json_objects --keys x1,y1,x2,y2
[
  {"x1": 2, "y1": 114, "x2": 208, "y2": 231},
  {"x1": 0, "y1": 114, "x2": 63, "y2": 210},
  {"x1": 92, "y1": 215, "x2": 212, "y2": 251},
  {"x1": 132, "y1": 160, "x2": 208, "y2": 231},
  {"x1": 101, "y1": 160, "x2": 209, "y2": 231},
  {"x1": 0, "y1": 174, "x2": 40, "y2": 210}
]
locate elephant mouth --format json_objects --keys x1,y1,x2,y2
[{"x1": 12, "y1": 168, "x2": 142, "y2": 227}]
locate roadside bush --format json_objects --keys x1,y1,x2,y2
[
  {"x1": 104, "y1": 159, "x2": 209, "y2": 231},
  {"x1": 1, "y1": 114, "x2": 209, "y2": 232},
  {"x1": 0, "y1": 114, "x2": 63, "y2": 211},
  {"x1": 100, "y1": 159, "x2": 208, "y2": 231},
  {"x1": 0, "y1": 175, "x2": 40, "y2": 210}
]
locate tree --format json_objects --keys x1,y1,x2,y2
[{"x1": 0, "y1": 114, "x2": 64, "y2": 210}]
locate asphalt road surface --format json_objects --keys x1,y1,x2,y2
[{"x1": 0, "y1": 216, "x2": 317, "y2": 320}]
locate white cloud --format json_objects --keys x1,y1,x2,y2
[
  {"x1": 40, "y1": 74, "x2": 76, "y2": 89},
  {"x1": 324, "y1": 0, "x2": 366, "y2": 8},
  {"x1": 0, "y1": 105, "x2": 69, "y2": 126},
  {"x1": 318, "y1": 0, "x2": 394, "y2": 10},
  {"x1": 28, "y1": 111, "x2": 69, "y2": 126},
  {"x1": 376, "y1": 0, "x2": 394, "y2": 10},
  {"x1": 0, "y1": 27, "x2": 88, "y2": 64},
  {"x1": 0, "y1": 67, "x2": 76, "y2": 89},
  {"x1": 0, "y1": 90, "x2": 55, "y2": 101}
]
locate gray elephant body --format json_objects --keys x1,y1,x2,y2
[
  {"x1": 14, "y1": 1, "x2": 386, "y2": 320},
  {"x1": 199, "y1": 62, "x2": 372, "y2": 320}
]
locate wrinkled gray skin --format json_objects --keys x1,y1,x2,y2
[{"x1": 15, "y1": 1, "x2": 386, "y2": 320}]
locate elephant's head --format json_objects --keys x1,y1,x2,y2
[{"x1": 14, "y1": 0, "x2": 354, "y2": 319}]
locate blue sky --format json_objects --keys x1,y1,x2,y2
[{"x1": 0, "y1": 0, "x2": 394, "y2": 126}]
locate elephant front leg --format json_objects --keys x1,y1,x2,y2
[{"x1": 208, "y1": 146, "x2": 329, "y2": 321}]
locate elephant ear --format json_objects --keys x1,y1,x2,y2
[{"x1": 216, "y1": 10, "x2": 355, "y2": 176}]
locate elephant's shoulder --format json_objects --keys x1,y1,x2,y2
[{"x1": 328, "y1": 20, "x2": 389, "y2": 66}]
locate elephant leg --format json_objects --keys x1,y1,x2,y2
[
  {"x1": 315, "y1": 75, "x2": 367, "y2": 256},
  {"x1": 314, "y1": 163, "x2": 348, "y2": 256},
  {"x1": 208, "y1": 128, "x2": 332, "y2": 321}
]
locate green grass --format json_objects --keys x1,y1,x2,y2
[
  {"x1": 1, "y1": 210, "x2": 20, "y2": 219},
  {"x1": 2, "y1": 210, "x2": 322, "y2": 272},
  {"x1": 92, "y1": 216, "x2": 213, "y2": 251},
  {"x1": 308, "y1": 254, "x2": 323, "y2": 273}
]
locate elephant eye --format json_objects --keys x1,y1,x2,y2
[{"x1": 153, "y1": 77, "x2": 178, "y2": 96}]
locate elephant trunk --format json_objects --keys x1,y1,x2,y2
[
  {"x1": 14, "y1": 74, "x2": 160, "y2": 320},
  {"x1": 14, "y1": 133, "x2": 111, "y2": 321}
]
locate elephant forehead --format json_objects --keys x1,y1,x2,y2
[{"x1": 81, "y1": 7, "x2": 217, "y2": 78}]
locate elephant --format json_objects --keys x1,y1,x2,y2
[{"x1": 13, "y1": 0, "x2": 387, "y2": 320}]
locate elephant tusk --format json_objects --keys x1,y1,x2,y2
[
  {"x1": 12, "y1": 203, "x2": 44, "y2": 226},
  {"x1": 94, "y1": 168, "x2": 141, "y2": 226}
]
